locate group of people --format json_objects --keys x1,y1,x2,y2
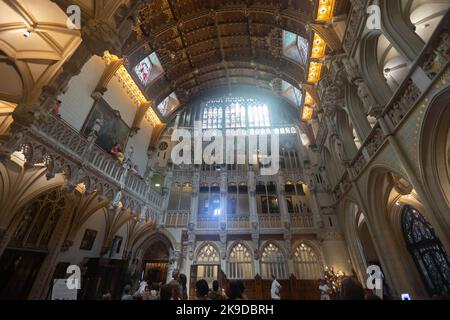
[
  {"x1": 117, "y1": 270, "x2": 247, "y2": 301},
  {"x1": 112, "y1": 271, "x2": 417, "y2": 301}
]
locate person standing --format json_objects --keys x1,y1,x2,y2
[
  {"x1": 168, "y1": 269, "x2": 183, "y2": 299},
  {"x1": 179, "y1": 273, "x2": 188, "y2": 300},
  {"x1": 121, "y1": 285, "x2": 133, "y2": 300},
  {"x1": 208, "y1": 280, "x2": 225, "y2": 300},
  {"x1": 319, "y1": 279, "x2": 331, "y2": 300},
  {"x1": 271, "y1": 275, "x2": 282, "y2": 300}
]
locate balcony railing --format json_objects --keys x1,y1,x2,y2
[
  {"x1": 332, "y1": 12, "x2": 450, "y2": 203},
  {"x1": 165, "y1": 210, "x2": 189, "y2": 227},
  {"x1": 259, "y1": 214, "x2": 282, "y2": 229},
  {"x1": 197, "y1": 216, "x2": 220, "y2": 229},
  {"x1": 16, "y1": 112, "x2": 163, "y2": 215},
  {"x1": 290, "y1": 214, "x2": 314, "y2": 228},
  {"x1": 227, "y1": 215, "x2": 250, "y2": 229}
]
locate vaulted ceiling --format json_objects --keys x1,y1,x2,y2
[{"x1": 122, "y1": 0, "x2": 317, "y2": 106}]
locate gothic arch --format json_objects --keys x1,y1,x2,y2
[
  {"x1": 194, "y1": 241, "x2": 221, "y2": 264},
  {"x1": 134, "y1": 229, "x2": 176, "y2": 257},
  {"x1": 321, "y1": 146, "x2": 339, "y2": 186},
  {"x1": 379, "y1": 0, "x2": 425, "y2": 62},
  {"x1": 419, "y1": 86, "x2": 450, "y2": 248},
  {"x1": 359, "y1": 31, "x2": 393, "y2": 105},
  {"x1": 259, "y1": 241, "x2": 288, "y2": 279},
  {"x1": 366, "y1": 166, "x2": 432, "y2": 298},
  {"x1": 335, "y1": 108, "x2": 358, "y2": 159},
  {"x1": 342, "y1": 199, "x2": 370, "y2": 284}
]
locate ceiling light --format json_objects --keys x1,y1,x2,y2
[{"x1": 23, "y1": 30, "x2": 31, "y2": 38}]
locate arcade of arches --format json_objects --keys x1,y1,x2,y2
[{"x1": 0, "y1": 0, "x2": 449, "y2": 300}]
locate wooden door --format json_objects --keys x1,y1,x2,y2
[{"x1": 0, "y1": 249, "x2": 46, "y2": 299}]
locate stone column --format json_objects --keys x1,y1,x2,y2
[
  {"x1": 219, "y1": 170, "x2": 228, "y2": 227},
  {"x1": 159, "y1": 170, "x2": 173, "y2": 227},
  {"x1": 248, "y1": 169, "x2": 258, "y2": 223},
  {"x1": 189, "y1": 169, "x2": 200, "y2": 228},
  {"x1": 276, "y1": 175, "x2": 290, "y2": 228},
  {"x1": 319, "y1": 230, "x2": 353, "y2": 275},
  {"x1": 166, "y1": 249, "x2": 180, "y2": 283}
]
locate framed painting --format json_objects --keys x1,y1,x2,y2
[
  {"x1": 80, "y1": 229, "x2": 98, "y2": 251},
  {"x1": 82, "y1": 98, "x2": 130, "y2": 153}
]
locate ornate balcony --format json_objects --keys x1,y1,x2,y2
[
  {"x1": 227, "y1": 215, "x2": 250, "y2": 229},
  {"x1": 7, "y1": 112, "x2": 163, "y2": 218},
  {"x1": 290, "y1": 214, "x2": 314, "y2": 228},
  {"x1": 197, "y1": 216, "x2": 220, "y2": 229},
  {"x1": 333, "y1": 11, "x2": 450, "y2": 203},
  {"x1": 165, "y1": 210, "x2": 189, "y2": 227},
  {"x1": 258, "y1": 214, "x2": 282, "y2": 229}
]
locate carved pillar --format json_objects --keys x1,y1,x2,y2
[
  {"x1": 159, "y1": 170, "x2": 173, "y2": 227},
  {"x1": 166, "y1": 249, "x2": 180, "y2": 283},
  {"x1": 276, "y1": 175, "x2": 290, "y2": 228},
  {"x1": 189, "y1": 169, "x2": 200, "y2": 228},
  {"x1": 247, "y1": 169, "x2": 258, "y2": 226},
  {"x1": 219, "y1": 170, "x2": 228, "y2": 227},
  {"x1": 319, "y1": 230, "x2": 353, "y2": 275}
]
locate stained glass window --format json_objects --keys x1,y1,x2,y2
[
  {"x1": 199, "y1": 97, "x2": 298, "y2": 133},
  {"x1": 281, "y1": 80, "x2": 303, "y2": 107},
  {"x1": 157, "y1": 92, "x2": 180, "y2": 118},
  {"x1": 283, "y1": 30, "x2": 309, "y2": 66},
  {"x1": 197, "y1": 243, "x2": 220, "y2": 263},
  {"x1": 133, "y1": 52, "x2": 164, "y2": 86},
  {"x1": 228, "y1": 243, "x2": 253, "y2": 279},
  {"x1": 402, "y1": 205, "x2": 450, "y2": 296},
  {"x1": 248, "y1": 104, "x2": 270, "y2": 128},
  {"x1": 294, "y1": 243, "x2": 324, "y2": 280},
  {"x1": 260, "y1": 243, "x2": 287, "y2": 279},
  {"x1": 225, "y1": 102, "x2": 246, "y2": 128}
]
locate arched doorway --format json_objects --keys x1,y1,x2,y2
[
  {"x1": 401, "y1": 205, "x2": 450, "y2": 296},
  {"x1": 141, "y1": 240, "x2": 170, "y2": 285}
]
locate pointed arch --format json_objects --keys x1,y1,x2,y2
[
  {"x1": 227, "y1": 241, "x2": 254, "y2": 279},
  {"x1": 260, "y1": 242, "x2": 287, "y2": 279}
]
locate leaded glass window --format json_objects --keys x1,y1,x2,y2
[
  {"x1": 133, "y1": 52, "x2": 164, "y2": 86},
  {"x1": 281, "y1": 80, "x2": 303, "y2": 107},
  {"x1": 11, "y1": 189, "x2": 66, "y2": 250},
  {"x1": 197, "y1": 243, "x2": 220, "y2": 264},
  {"x1": 402, "y1": 205, "x2": 450, "y2": 296},
  {"x1": 260, "y1": 243, "x2": 287, "y2": 279},
  {"x1": 283, "y1": 30, "x2": 309, "y2": 66},
  {"x1": 202, "y1": 97, "x2": 271, "y2": 130},
  {"x1": 293, "y1": 243, "x2": 323, "y2": 280},
  {"x1": 228, "y1": 243, "x2": 253, "y2": 279},
  {"x1": 157, "y1": 92, "x2": 180, "y2": 118},
  {"x1": 248, "y1": 104, "x2": 270, "y2": 128}
]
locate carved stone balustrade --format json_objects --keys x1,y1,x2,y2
[
  {"x1": 258, "y1": 214, "x2": 282, "y2": 229},
  {"x1": 12, "y1": 113, "x2": 162, "y2": 216},
  {"x1": 227, "y1": 215, "x2": 250, "y2": 229},
  {"x1": 290, "y1": 214, "x2": 314, "y2": 229},
  {"x1": 165, "y1": 210, "x2": 189, "y2": 227}
]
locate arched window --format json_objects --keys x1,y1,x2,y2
[
  {"x1": 196, "y1": 243, "x2": 220, "y2": 285},
  {"x1": 293, "y1": 243, "x2": 324, "y2": 280},
  {"x1": 11, "y1": 188, "x2": 66, "y2": 250},
  {"x1": 228, "y1": 243, "x2": 253, "y2": 279},
  {"x1": 402, "y1": 205, "x2": 450, "y2": 296},
  {"x1": 197, "y1": 243, "x2": 220, "y2": 264},
  {"x1": 260, "y1": 243, "x2": 287, "y2": 279}
]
